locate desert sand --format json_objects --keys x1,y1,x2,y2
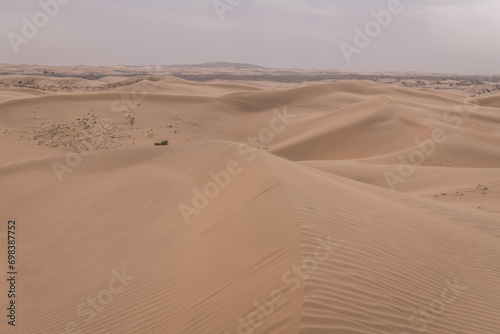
[{"x1": 1, "y1": 67, "x2": 499, "y2": 334}]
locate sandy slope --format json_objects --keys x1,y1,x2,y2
[
  {"x1": 1, "y1": 77, "x2": 499, "y2": 333},
  {"x1": 299, "y1": 162, "x2": 500, "y2": 215},
  {"x1": 471, "y1": 95, "x2": 500, "y2": 108}
]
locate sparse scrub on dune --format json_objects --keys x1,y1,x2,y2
[
  {"x1": 30, "y1": 112, "x2": 130, "y2": 152},
  {"x1": 477, "y1": 184, "x2": 488, "y2": 191}
]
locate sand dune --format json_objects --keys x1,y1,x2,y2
[
  {"x1": 471, "y1": 95, "x2": 500, "y2": 108},
  {"x1": 1, "y1": 143, "x2": 499, "y2": 333},
  {"x1": 1, "y1": 75, "x2": 499, "y2": 333},
  {"x1": 300, "y1": 161, "x2": 500, "y2": 214}
]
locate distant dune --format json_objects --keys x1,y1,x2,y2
[{"x1": 1, "y1": 69, "x2": 499, "y2": 333}]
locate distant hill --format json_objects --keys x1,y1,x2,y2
[{"x1": 176, "y1": 62, "x2": 266, "y2": 70}]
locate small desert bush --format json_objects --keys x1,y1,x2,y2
[{"x1": 154, "y1": 140, "x2": 169, "y2": 146}]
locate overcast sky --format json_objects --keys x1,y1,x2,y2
[{"x1": 1, "y1": 0, "x2": 499, "y2": 74}]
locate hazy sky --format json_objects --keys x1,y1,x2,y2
[{"x1": 1, "y1": 0, "x2": 499, "y2": 74}]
